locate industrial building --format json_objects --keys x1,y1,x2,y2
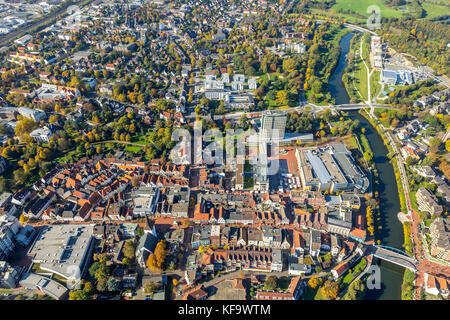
[
  {"x1": 296, "y1": 144, "x2": 369, "y2": 193},
  {"x1": 27, "y1": 224, "x2": 95, "y2": 288}
]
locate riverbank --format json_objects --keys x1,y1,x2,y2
[
  {"x1": 357, "y1": 109, "x2": 416, "y2": 301},
  {"x1": 358, "y1": 109, "x2": 408, "y2": 214},
  {"x1": 329, "y1": 29, "x2": 406, "y2": 299},
  {"x1": 349, "y1": 110, "x2": 405, "y2": 300}
]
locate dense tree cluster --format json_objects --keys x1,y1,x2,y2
[{"x1": 382, "y1": 20, "x2": 450, "y2": 76}]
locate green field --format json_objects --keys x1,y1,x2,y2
[
  {"x1": 125, "y1": 145, "x2": 143, "y2": 153},
  {"x1": 371, "y1": 70, "x2": 382, "y2": 101},
  {"x1": 422, "y1": 3, "x2": 450, "y2": 19},
  {"x1": 331, "y1": 0, "x2": 405, "y2": 18},
  {"x1": 312, "y1": 0, "x2": 450, "y2": 22},
  {"x1": 351, "y1": 35, "x2": 369, "y2": 102}
]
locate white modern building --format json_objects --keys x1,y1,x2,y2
[
  {"x1": 18, "y1": 107, "x2": 46, "y2": 122},
  {"x1": 30, "y1": 126, "x2": 53, "y2": 143}
]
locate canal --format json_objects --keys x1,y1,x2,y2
[{"x1": 328, "y1": 31, "x2": 405, "y2": 300}]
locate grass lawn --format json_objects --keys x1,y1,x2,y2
[
  {"x1": 355, "y1": 54, "x2": 369, "y2": 102},
  {"x1": 370, "y1": 70, "x2": 382, "y2": 100},
  {"x1": 339, "y1": 257, "x2": 368, "y2": 290},
  {"x1": 259, "y1": 72, "x2": 282, "y2": 82},
  {"x1": 125, "y1": 145, "x2": 143, "y2": 153},
  {"x1": 342, "y1": 134, "x2": 359, "y2": 151},
  {"x1": 341, "y1": 271, "x2": 355, "y2": 289},
  {"x1": 303, "y1": 284, "x2": 329, "y2": 300},
  {"x1": 346, "y1": 33, "x2": 370, "y2": 102},
  {"x1": 277, "y1": 278, "x2": 291, "y2": 291},
  {"x1": 30, "y1": 263, "x2": 50, "y2": 274},
  {"x1": 54, "y1": 150, "x2": 77, "y2": 164},
  {"x1": 409, "y1": 190, "x2": 419, "y2": 212},
  {"x1": 309, "y1": 8, "x2": 366, "y2": 24},
  {"x1": 358, "y1": 132, "x2": 372, "y2": 155},
  {"x1": 311, "y1": 0, "x2": 443, "y2": 23},
  {"x1": 331, "y1": 0, "x2": 405, "y2": 18},
  {"x1": 274, "y1": 105, "x2": 292, "y2": 110},
  {"x1": 244, "y1": 175, "x2": 254, "y2": 189},
  {"x1": 131, "y1": 135, "x2": 150, "y2": 145},
  {"x1": 422, "y1": 3, "x2": 450, "y2": 19},
  {"x1": 303, "y1": 286, "x2": 318, "y2": 300},
  {"x1": 313, "y1": 287, "x2": 330, "y2": 300}
]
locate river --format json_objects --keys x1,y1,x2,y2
[{"x1": 328, "y1": 31, "x2": 405, "y2": 300}]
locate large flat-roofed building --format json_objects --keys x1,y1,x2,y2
[
  {"x1": 296, "y1": 143, "x2": 369, "y2": 193},
  {"x1": 330, "y1": 144, "x2": 369, "y2": 192},
  {"x1": 381, "y1": 69, "x2": 414, "y2": 86},
  {"x1": 261, "y1": 111, "x2": 286, "y2": 141},
  {"x1": 19, "y1": 273, "x2": 68, "y2": 300},
  {"x1": 130, "y1": 186, "x2": 160, "y2": 217},
  {"x1": 27, "y1": 224, "x2": 95, "y2": 288}
]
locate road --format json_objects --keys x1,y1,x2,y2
[
  {"x1": 0, "y1": 0, "x2": 94, "y2": 47},
  {"x1": 210, "y1": 103, "x2": 395, "y2": 122}
]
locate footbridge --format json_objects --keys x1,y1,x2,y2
[{"x1": 369, "y1": 245, "x2": 417, "y2": 272}]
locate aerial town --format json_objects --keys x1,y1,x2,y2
[{"x1": 0, "y1": 0, "x2": 449, "y2": 302}]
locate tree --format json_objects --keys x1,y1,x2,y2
[
  {"x1": 308, "y1": 277, "x2": 322, "y2": 289},
  {"x1": 83, "y1": 281, "x2": 94, "y2": 295},
  {"x1": 321, "y1": 280, "x2": 339, "y2": 299},
  {"x1": 276, "y1": 90, "x2": 287, "y2": 105},
  {"x1": 154, "y1": 240, "x2": 167, "y2": 270},
  {"x1": 342, "y1": 279, "x2": 366, "y2": 300},
  {"x1": 136, "y1": 226, "x2": 144, "y2": 238},
  {"x1": 146, "y1": 253, "x2": 159, "y2": 271},
  {"x1": 68, "y1": 290, "x2": 88, "y2": 300},
  {"x1": 363, "y1": 151, "x2": 373, "y2": 162},
  {"x1": 107, "y1": 277, "x2": 120, "y2": 292},
  {"x1": 422, "y1": 155, "x2": 437, "y2": 167},
  {"x1": 123, "y1": 240, "x2": 135, "y2": 260},
  {"x1": 405, "y1": 156, "x2": 415, "y2": 166},
  {"x1": 282, "y1": 58, "x2": 297, "y2": 73},
  {"x1": 19, "y1": 213, "x2": 27, "y2": 224},
  {"x1": 89, "y1": 260, "x2": 110, "y2": 280},
  {"x1": 429, "y1": 138, "x2": 442, "y2": 153},
  {"x1": 96, "y1": 277, "x2": 108, "y2": 292},
  {"x1": 15, "y1": 117, "x2": 37, "y2": 138},
  {"x1": 144, "y1": 281, "x2": 159, "y2": 293},
  {"x1": 264, "y1": 276, "x2": 277, "y2": 290},
  {"x1": 182, "y1": 219, "x2": 192, "y2": 227}
]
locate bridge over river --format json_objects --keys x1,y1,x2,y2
[{"x1": 366, "y1": 245, "x2": 418, "y2": 272}]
